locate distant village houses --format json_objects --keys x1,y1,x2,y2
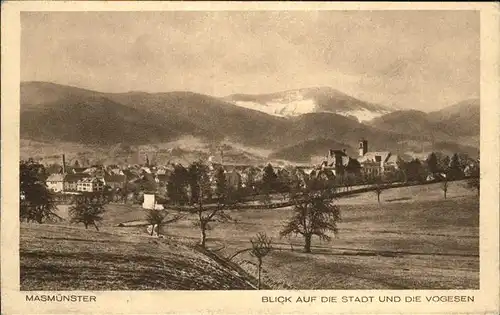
[
  {"x1": 43, "y1": 142, "x2": 477, "y2": 206},
  {"x1": 316, "y1": 139, "x2": 407, "y2": 180}
]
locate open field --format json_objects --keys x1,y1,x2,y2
[
  {"x1": 20, "y1": 180, "x2": 479, "y2": 290},
  {"x1": 336, "y1": 179, "x2": 477, "y2": 205},
  {"x1": 20, "y1": 224, "x2": 256, "y2": 290}
]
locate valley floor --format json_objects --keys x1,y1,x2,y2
[{"x1": 20, "y1": 181, "x2": 479, "y2": 290}]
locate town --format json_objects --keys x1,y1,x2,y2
[{"x1": 40, "y1": 139, "x2": 479, "y2": 210}]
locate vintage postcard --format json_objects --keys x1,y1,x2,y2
[{"x1": 1, "y1": 1, "x2": 499, "y2": 314}]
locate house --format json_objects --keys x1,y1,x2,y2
[
  {"x1": 289, "y1": 167, "x2": 308, "y2": 189},
  {"x1": 104, "y1": 174, "x2": 127, "y2": 190},
  {"x1": 311, "y1": 168, "x2": 335, "y2": 182},
  {"x1": 206, "y1": 163, "x2": 222, "y2": 191},
  {"x1": 155, "y1": 173, "x2": 170, "y2": 196},
  {"x1": 122, "y1": 169, "x2": 140, "y2": 183},
  {"x1": 326, "y1": 149, "x2": 348, "y2": 173},
  {"x1": 299, "y1": 166, "x2": 315, "y2": 176},
  {"x1": 132, "y1": 173, "x2": 157, "y2": 193},
  {"x1": 82, "y1": 167, "x2": 98, "y2": 175},
  {"x1": 71, "y1": 167, "x2": 88, "y2": 174},
  {"x1": 156, "y1": 165, "x2": 173, "y2": 175},
  {"x1": 358, "y1": 151, "x2": 391, "y2": 177},
  {"x1": 252, "y1": 166, "x2": 264, "y2": 183},
  {"x1": 225, "y1": 169, "x2": 242, "y2": 189},
  {"x1": 64, "y1": 173, "x2": 90, "y2": 191},
  {"x1": 208, "y1": 161, "x2": 223, "y2": 173},
  {"x1": 46, "y1": 173, "x2": 90, "y2": 192},
  {"x1": 239, "y1": 166, "x2": 259, "y2": 189},
  {"x1": 464, "y1": 161, "x2": 479, "y2": 177},
  {"x1": 76, "y1": 177, "x2": 105, "y2": 192},
  {"x1": 356, "y1": 139, "x2": 396, "y2": 177},
  {"x1": 321, "y1": 149, "x2": 361, "y2": 176},
  {"x1": 276, "y1": 167, "x2": 291, "y2": 184},
  {"x1": 426, "y1": 172, "x2": 447, "y2": 182},
  {"x1": 156, "y1": 173, "x2": 170, "y2": 184},
  {"x1": 107, "y1": 166, "x2": 124, "y2": 176},
  {"x1": 83, "y1": 166, "x2": 107, "y2": 179},
  {"x1": 385, "y1": 154, "x2": 403, "y2": 170},
  {"x1": 46, "y1": 174, "x2": 65, "y2": 192}
]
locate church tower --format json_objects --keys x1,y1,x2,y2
[{"x1": 359, "y1": 139, "x2": 368, "y2": 157}]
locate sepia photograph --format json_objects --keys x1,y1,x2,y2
[{"x1": 16, "y1": 9, "x2": 483, "y2": 292}]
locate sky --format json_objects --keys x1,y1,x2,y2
[{"x1": 21, "y1": 10, "x2": 479, "y2": 111}]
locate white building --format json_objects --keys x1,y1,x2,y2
[
  {"x1": 142, "y1": 193, "x2": 164, "y2": 210},
  {"x1": 76, "y1": 177, "x2": 105, "y2": 192},
  {"x1": 356, "y1": 139, "x2": 402, "y2": 177},
  {"x1": 46, "y1": 174, "x2": 65, "y2": 192}
]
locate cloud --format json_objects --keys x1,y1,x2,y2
[{"x1": 21, "y1": 10, "x2": 479, "y2": 110}]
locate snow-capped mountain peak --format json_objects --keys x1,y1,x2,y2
[{"x1": 223, "y1": 87, "x2": 393, "y2": 122}]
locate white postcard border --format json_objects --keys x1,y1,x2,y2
[{"x1": 1, "y1": 2, "x2": 499, "y2": 314}]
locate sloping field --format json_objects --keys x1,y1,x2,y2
[
  {"x1": 232, "y1": 197, "x2": 479, "y2": 290},
  {"x1": 161, "y1": 181, "x2": 479, "y2": 289},
  {"x1": 21, "y1": 181, "x2": 479, "y2": 290},
  {"x1": 20, "y1": 224, "x2": 255, "y2": 290},
  {"x1": 55, "y1": 203, "x2": 148, "y2": 226}
]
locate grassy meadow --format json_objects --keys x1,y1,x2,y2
[
  {"x1": 20, "y1": 180, "x2": 479, "y2": 290},
  {"x1": 20, "y1": 224, "x2": 256, "y2": 290}
]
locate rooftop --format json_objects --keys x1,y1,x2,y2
[
  {"x1": 46, "y1": 173, "x2": 64, "y2": 182},
  {"x1": 358, "y1": 151, "x2": 391, "y2": 163}
]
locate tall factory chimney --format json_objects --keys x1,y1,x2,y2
[{"x1": 62, "y1": 154, "x2": 66, "y2": 174}]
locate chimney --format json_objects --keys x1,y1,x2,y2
[{"x1": 62, "y1": 154, "x2": 66, "y2": 174}]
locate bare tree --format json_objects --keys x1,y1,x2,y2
[
  {"x1": 194, "y1": 203, "x2": 233, "y2": 248},
  {"x1": 250, "y1": 232, "x2": 273, "y2": 290},
  {"x1": 441, "y1": 177, "x2": 449, "y2": 199},
  {"x1": 280, "y1": 178, "x2": 340, "y2": 253},
  {"x1": 190, "y1": 161, "x2": 236, "y2": 248},
  {"x1": 145, "y1": 209, "x2": 182, "y2": 236},
  {"x1": 373, "y1": 177, "x2": 385, "y2": 203},
  {"x1": 467, "y1": 162, "x2": 480, "y2": 196}
]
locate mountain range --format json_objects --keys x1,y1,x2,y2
[
  {"x1": 20, "y1": 81, "x2": 480, "y2": 165},
  {"x1": 369, "y1": 99, "x2": 480, "y2": 142}
]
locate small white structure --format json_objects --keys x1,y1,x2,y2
[
  {"x1": 46, "y1": 174, "x2": 64, "y2": 192},
  {"x1": 142, "y1": 193, "x2": 164, "y2": 210}
]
